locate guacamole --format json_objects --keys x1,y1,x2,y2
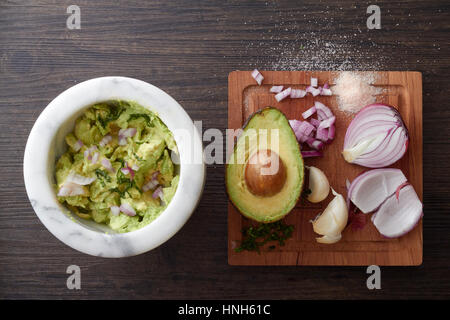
[{"x1": 55, "y1": 100, "x2": 179, "y2": 233}]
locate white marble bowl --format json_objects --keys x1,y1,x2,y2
[{"x1": 24, "y1": 77, "x2": 205, "y2": 257}]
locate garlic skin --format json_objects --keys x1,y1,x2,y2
[
  {"x1": 312, "y1": 188, "x2": 348, "y2": 244},
  {"x1": 307, "y1": 166, "x2": 330, "y2": 203}
]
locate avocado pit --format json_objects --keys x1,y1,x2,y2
[{"x1": 245, "y1": 149, "x2": 286, "y2": 197}]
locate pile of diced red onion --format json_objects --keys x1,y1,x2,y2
[
  {"x1": 250, "y1": 70, "x2": 336, "y2": 158},
  {"x1": 289, "y1": 101, "x2": 336, "y2": 158}
]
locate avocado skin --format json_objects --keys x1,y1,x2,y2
[{"x1": 225, "y1": 107, "x2": 304, "y2": 223}]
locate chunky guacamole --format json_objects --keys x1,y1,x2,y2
[{"x1": 55, "y1": 100, "x2": 179, "y2": 233}]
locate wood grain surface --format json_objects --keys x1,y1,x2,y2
[
  {"x1": 0, "y1": 0, "x2": 449, "y2": 299},
  {"x1": 228, "y1": 71, "x2": 423, "y2": 266}
]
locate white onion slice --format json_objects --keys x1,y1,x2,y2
[{"x1": 371, "y1": 185, "x2": 422, "y2": 238}]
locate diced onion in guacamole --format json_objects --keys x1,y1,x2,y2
[{"x1": 55, "y1": 100, "x2": 180, "y2": 233}]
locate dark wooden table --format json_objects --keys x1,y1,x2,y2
[{"x1": 1, "y1": 0, "x2": 449, "y2": 299}]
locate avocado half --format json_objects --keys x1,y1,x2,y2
[{"x1": 226, "y1": 107, "x2": 304, "y2": 223}]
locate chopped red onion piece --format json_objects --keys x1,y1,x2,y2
[
  {"x1": 314, "y1": 102, "x2": 334, "y2": 119},
  {"x1": 91, "y1": 152, "x2": 99, "y2": 164},
  {"x1": 316, "y1": 127, "x2": 329, "y2": 142},
  {"x1": 251, "y1": 69, "x2": 264, "y2": 85},
  {"x1": 65, "y1": 172, "x2": 96, "y2": 185},
  {"x1": 289, "y1": 119, "x2": 302, "y2": 132},
  {"x1": 152, "y1": 186, "x2": 163, "y2": 200},
  {"x1": 323, "y1": 82, "x2": 330, "y2": 89},
  {"x1": 73, "y1": 140, "x2": 83, "y2": 152},
  {"x1": 99, "y1": 135, "x2": 112, "y2": 147},
  {"x1": 310, "y1": 77, "x2": 318, "y2": 87},
  {"x1": 275, "y1": 87, "x2": 292, "y2": 102},
  {"x1": 131, "y1": 163, "x2": 140, "y2": 171},
  {"x1": 270, "y1": 85, "x2": 283, "y2": 93},
  {"x1": 318, "y1": 116, "x2": 336, "y2": 130},
  {"x1": 310, "y1": 118, "x2": 321, "y2": 128},
  {"x1": 101, "y1": 158, "x2": 114, "y2": 173},
  {"x1": 110, "y1": 206, "x2": 120, "y2": 216},
  {"x1": 321, "y1": 88, "x2": 333, "y2": 96},
  {"x1": 306, "y1": 137, "x2": 324, "y2": 150},
  {"x1": 120, "y1": 167, "x2": 130, "y2": 175},
  {"x1": 142, "y1": 179, "x2": 159, "y2": 192},
  {"x1": 301, "y1": 150, "x2": 323, "y2": 158},
  {"x1": 311, "y1": 87, "x2": 321, "y2": 97},
  {"x1": 302, "y1": 106, "x2": 316, "y2": 119},
  {"x1": 119, "y1": 203, "x2": 136, "y2": 216},
  {"x1": 298, "y1": 121, "x2": 315, "y2": 137},
  {"x1": 118, "y1": 128, "x2": 137, "y2": 146},
  {"x1": 328, "y1": 125, "x2": 336, "y2": 140},
  {"x1": 57, "y1": 182, "x2": 86, "y2": 197},
  {"x1": 305, "y1": 86, "x2": 314, "y2": 94},
  {"x1": 296, "y1": 131, "x2": 309, "y2": 143},
  {"x1": 290, "y1": 89, "x2": 306, "y2": 98}
]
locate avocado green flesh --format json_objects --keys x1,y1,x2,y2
[
  {"x1": 226, "y1": 107, "x2": 304, "y2": 222},
  {"x1": 55, "y1": 100, "x2": 179, "y2": 233}
]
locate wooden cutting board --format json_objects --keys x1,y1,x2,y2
[{"x1": 227, "y1": 71, "x2": 422, "y2": 266}]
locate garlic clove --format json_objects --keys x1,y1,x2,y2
[
  {"x1": 313, "y1": 210, "x2": 342, "y2": 237},
  {"x1": 311, "y1": 188, "x2": 348, "y2": 243},
  {"x1": 307, "y1": 166, "x2": 330, "y2": 203},
  {"x1": 316, "y1": 233, "x2": 342, "y2": 244}
]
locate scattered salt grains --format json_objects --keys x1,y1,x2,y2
[
  {"x1": 242, "y1": 9, "x2": 387, "y2": 72},
  {"x1": 332, "y1": 72, "x2": 383, "y2": 114}
]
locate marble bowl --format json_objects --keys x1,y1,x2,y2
[{"x1": 23, "y1": 77, "x2": 205, "y2": 257}]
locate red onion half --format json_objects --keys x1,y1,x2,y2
[{"x1": 343, "y1": 104, "x2": 409, "y2": 168}]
